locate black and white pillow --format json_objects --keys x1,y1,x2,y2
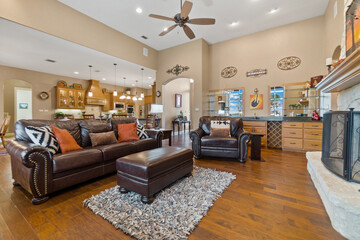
[
  {"x1": 137, "y1": 124, "x2": 150, "y2": 139},
  {"x1": 25, "y1": 126, "x2": 59, "y2": 154}
]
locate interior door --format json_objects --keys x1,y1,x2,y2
[{"x1": 15, "y1": 87, "x2": 32, "y2": 121}]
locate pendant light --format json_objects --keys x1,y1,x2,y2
[
  {"x1": 113, "y1": 63, "x2": 118, "y2": 97},
  {"x1": 88, "y1": 65, "x2": 93, "y2": 97},
  {"x1": 139, "y1": 68, "x2": 144, "y2": 100},
  {"x1": 120, "y1": 77, "x2": 126, "y2": 99}
]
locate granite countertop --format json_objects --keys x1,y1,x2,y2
[{"x1": 238, "y1": 116, "x2": 322, "y2": 122}]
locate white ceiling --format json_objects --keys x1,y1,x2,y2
[
  {"x1": 0, "y1": 18, "x2": 156, "y2": 89},
  {"x1": 58, "y1": 0, "x2": 330, "y2": 50}
]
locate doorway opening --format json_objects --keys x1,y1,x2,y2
[
  {"x1": 3, "y1": 79, "x2": 32, "y2": 133},
  {"x1": 162, "y1": 78, "x2": 193, "y2": 134}
]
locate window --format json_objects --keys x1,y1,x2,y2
[
  {"x1": 207, "y1": 89, "x2": 243, "y2": 116},
  {"x1": 270, "y1": 87, "x2": 284, "y2": 116}
]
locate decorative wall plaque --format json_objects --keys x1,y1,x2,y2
[
  {"x1": 221, "y1": 66, "x2": 237, "y2": 78},
  {"x1": 167, "y1": 64, "x2": 189, "y2": 76},
  {"x1": 246, "y1": 69, "x2": 267, "y2": 78},
  {"x1": 277, "y1": 56, "x2": 301, "y2": 70}
]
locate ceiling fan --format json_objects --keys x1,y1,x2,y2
[{"x1": 149, "y1": 0, "x2": 216, "y2": 40}]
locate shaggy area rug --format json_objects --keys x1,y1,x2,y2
[{"x1": 83, "y1": 166, "x2": 236, "y2": 240}]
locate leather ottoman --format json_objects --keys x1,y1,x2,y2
[{"x1": 116, "y1": 146, "x2": 193, "y2": 204}]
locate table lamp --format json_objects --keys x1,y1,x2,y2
[{"x1": 150, "y1": 104, "x2": 163, "y2": 129}]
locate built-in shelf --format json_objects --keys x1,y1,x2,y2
[{"x1": 316, "y1": 48, "x2": 360, "y2": 93}]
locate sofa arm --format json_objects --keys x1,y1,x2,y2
[
  {"x1": 236, "y1": 129, "x2": 251, "y2": 162},
  {"x1": 147, "y1": 130, "x2": 164, "y2": 148},
  {"x1": 6, "y1": 140, "x2": 53, "y2": 203},
  {"x1": 189, "y1": 128, "x2": 205, "y2": 159}
]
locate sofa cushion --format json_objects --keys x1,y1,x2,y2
[
  {"x1": 117, "y1": 123, "x2": 139, "y2": 143},
  {"x1": 111, "y1": 117, "x2": 136, "y2": 138},
  {"x1": 201, "y1": 136, "x2": 237, "y2": 148},
  {"x1": 52, "y1": 149, "x2": 103, "y2": 174},
  {"x1": 89, "y1": 131, "x2": 117, "y2": 147},
  {"x1": 24, "y1": 126, "x2": 60, "y2": 154},
  {"x1": 51, "y1": 126, "x2": 83, "y2": 154},
  {"x1": 94, "y1": 142, "x2": 137, "y2": 162},
  {"x1": 199, "y1": 117, "x2": 243, "y2": 137},
  {"x1": 79, "y1": 120, "x2": 112, "y2": 147},
  {"x1": 15, "y1": 119, "x2": 82, "y2": 146},
  {"x1": 133, "y1": 138, "x2": 158, "y2": 152}
]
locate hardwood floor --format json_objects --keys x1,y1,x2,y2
[{"x1": 0, "y1": 132, "x2": 345, "y2": 240}]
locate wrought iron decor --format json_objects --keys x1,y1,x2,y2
[
  {"x1": 246, "y1": 69, "x2": 267, "y2": 78},
  {"x1": 167, "y1": 64, "x2": 189, "y2": 76},
  {"x1": 221, "y1": 66, "x2": 237, "y2": 78},
  {"x1": 277, "y1": 56, "x2": 301, "y2": 70}
]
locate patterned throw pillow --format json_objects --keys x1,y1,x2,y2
[
  {"x1": 210, "y1": 120, "x2": 231, "y2": 137},
  {"x1": 137, "y1": 124, "x2": 150, "y2": 139},
  {"x1": 25, "y1": 126, "x2": 60, "y2": 154}
]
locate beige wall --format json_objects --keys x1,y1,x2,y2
[
  {"x1": 157, "y1": 39, "x2": 207, "y2": 128},
  {"x1": 0, "y1": 0, "x2": 157, "y2": 70},
  {"x1": 163, "y1": 78, "x2": 190, "y2": 130},
  {"x1": 209, "y1": 16, "x2": 327, "y2": 116},
  {"x1": 0, "y1": 65, "x2": 149, "y2": 132}
]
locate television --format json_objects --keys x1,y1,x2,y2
[{"x1": 346, "y1": 0, "x2": 360, "y2": 56}]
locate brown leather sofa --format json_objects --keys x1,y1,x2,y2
[
  {"x1": 190, "y1": 116, "x2": 251, "y2": 162},
  {"x1": 6, "y1": 118, "x2": 163, "y2": 204}
]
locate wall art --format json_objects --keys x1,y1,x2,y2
[
  {"x1": 167, "y1": 64, "x2": 190, "y2": 76},
  {"x1": 221, "y1": 66, "x2": 237, "y2": 78},
  {"x1": 277, "y1": 56, "x2": 301, "y2": 70},
  {"x1": 246, "y1": 69, "x2": 267, "y2": 78},
  {"x1": 250, "y1": 94, "x2": 263, "y2": 110}
]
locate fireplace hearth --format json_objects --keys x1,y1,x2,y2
[{"x1": 322, "y1": 108, "x2": 360, "y2": 183}]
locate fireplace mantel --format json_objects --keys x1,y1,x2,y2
[{"x1": 316, "y1": 48, "x2": 360, "y2": 93}]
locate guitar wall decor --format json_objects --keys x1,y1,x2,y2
[{"x1": 250, "y1": 88, "x2": 263, "y2": 110}]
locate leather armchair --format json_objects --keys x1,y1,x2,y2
[{"x1": 190, "y1": 116, "x2": 251, "y2": 162}]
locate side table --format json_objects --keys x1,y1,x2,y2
[
  {"x1": 146, "y1": 129, "x2": 173, "y2": 146},
  {"x1": 250, "y1": 133, "x2": 264, "y2": 161}
]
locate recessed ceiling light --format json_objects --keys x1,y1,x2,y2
[
  {"x1": 74, "y1": 71, "x2": 79, "y2": 74},
  {"x1": 148, "y1": 77, "x2": 152, "y2": 79},
  {"x1": 163, "y1": 27, "x2": 168, "y2": 31},
  {"x1": 136, "y1": 8, "x2": 142, "y2": 13},
  {"x1": 269, "y1": 8, "x2": 279, "y2": 14},
  {"x1": 102, "y1": 78, "x2": 106, "y2": 81},
  {"x1": 131, "y1": 83, "x2": 135, "y2": 86},
  {"x1": 230, "y1": 21, "x2": 239, "y2": 26}
]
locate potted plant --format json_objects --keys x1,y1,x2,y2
[
  {"x1": 54, "y1": 112, "x2": 65, "y2": 119},
  {"x1": 295, "y1": 103, "x2": 302, "y2": 110}
]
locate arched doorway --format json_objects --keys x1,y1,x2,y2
[
  {"x1": 162, "y1": 77, "x2": 194, "y2": 134},
  {"x1": 3, "y1": 79, "x2": 32, "y2": 133}
]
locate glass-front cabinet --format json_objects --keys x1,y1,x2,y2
[
  {"x1": 269, "y1": 82, "x2": 330, "y2": 117},
  {"x1": 56, "y1": 87, "x2": 85, "y2": 109},
  {"x1": 206, "y1": 89, "x2": 244, "y2": 116}
]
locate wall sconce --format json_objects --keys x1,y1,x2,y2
[{"x1": 326, "y1": 58, "x2": 333, "y2": 73}]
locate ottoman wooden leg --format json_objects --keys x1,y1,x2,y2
[
  {"x1": 119, "y1": 187, "x2": 129, "y2": 194},
  {"x1": 141, "y1": 195, "x2": 154, "y2": 204}
]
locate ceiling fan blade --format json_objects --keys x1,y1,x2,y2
[
  {"x1": 188, "y1": 18, "x2": 215, "y2": 25},
  {"x1": 149, "y1": 14, "x2": 174, "y2": 21},
  {"x1": 159, "y1": 24, "x2": 178, "y2": 36},
  {"x1": 183, "y1": 25, "x2": 195, "y2": 40},
  {"x1": 181, "y1": 1, "x2": 193, "y2": 19}
]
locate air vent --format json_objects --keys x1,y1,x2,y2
[
  {"x1": 45, "y1": 59, "x2": 56, "y2": 63},
  {"x1": 94, "y1": 70, "x2": 101, "y2": 73},
  {"x1": 141, "y1": 35, "x2": 148, "y2": 39}
]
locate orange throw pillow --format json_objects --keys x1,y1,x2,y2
[
  {"x1": 117, "y1": 122, "x2": 139, "y2": 143},
  {"x1": 50, "y1": 126, "x2": 82, "y2": 154}
]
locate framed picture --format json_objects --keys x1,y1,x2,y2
[
  {"x1": 346, "y1": 0, "x2": 360, "y2": 56},
  {"x1": 175, "y1": 94, "x2": 182, "y2": 108},
  {"x1": 250, "y1": 94, "x2": 263, "y2": 110},
  {"x1": 218, "y1": 96, "x2": 223, "y2": 101},
  {"x1": 19, "y1": 103, "x2": 28, "y2": 109}
]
